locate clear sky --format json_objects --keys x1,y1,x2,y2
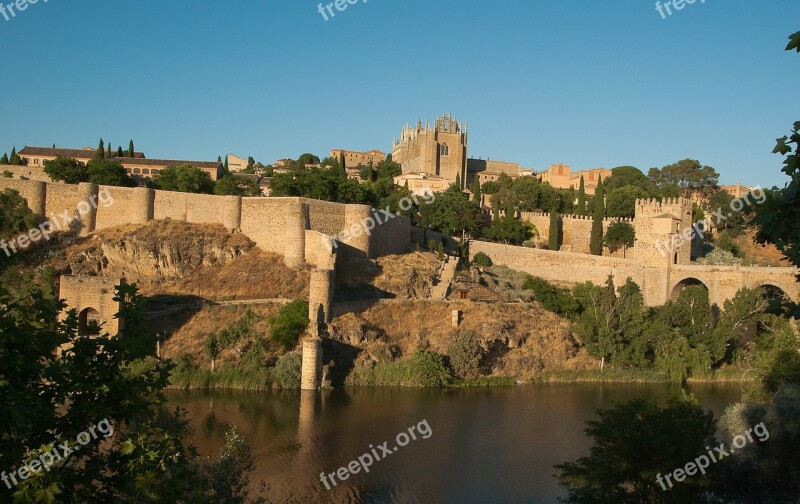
[{"x1": 1, "y1": 0, "x2": 798, "y2": 187}]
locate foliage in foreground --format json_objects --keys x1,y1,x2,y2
[{"x1": 0, "y1": 282, "x2": 263, "y2": 503}]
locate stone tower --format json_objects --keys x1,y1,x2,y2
[
  {"x1": 630, "y1": 197, "x2": 695, "y2": 267},
  {"x1": 391, "y1": 114, "x2": 468, "y2": 189}
]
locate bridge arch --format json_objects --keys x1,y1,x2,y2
[
  {"x1": 78, "y1": 307, "x2": 102, "y2": 336},
  {"x1": 751, "y1": 280, "x2": 797, "y2": 304},
  {"x1": 670, "y1": 277, "x2": 709, "y2": 302}
]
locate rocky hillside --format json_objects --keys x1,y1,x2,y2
[{"x1": 41, "y1": 220, "x2": 308, "y2": 300}]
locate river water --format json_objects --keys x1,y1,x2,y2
[{"x1": 166, "y1": 383, "x2": 743, "y2": 504}]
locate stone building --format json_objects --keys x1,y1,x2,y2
[
  {"x1": 392, "y1": 114, "x2": 469, "y2": 189},
  {"x1": 537, "y1": 163, "x2": 613, "y2": 195},
  {"x1": 18, "y1": 146, "x2": 146, "y2": 167},
  {"x1": 329, "y1": 149, "x2": 386, "y2": 168}
]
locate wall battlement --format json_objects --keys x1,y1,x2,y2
[{"x1": 0, "y1": 178, "x2": 412, "y2": 269}]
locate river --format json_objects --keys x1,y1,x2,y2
[{"x1": 166, "y1": 383, "x2": 744, "y2": 504}]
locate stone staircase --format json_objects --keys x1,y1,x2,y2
[{"x1": 431, "y1": 256, "x2": 458, "y2": 300}]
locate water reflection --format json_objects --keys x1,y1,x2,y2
[{"x1": 168, "y1": 383, "x2": 744, "y2": 504}]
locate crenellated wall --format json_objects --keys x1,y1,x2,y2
[
  {"x1": 0, "y1": 178, "x2": 412, "y2": 269},
  {"x1": 520, "y1": 211, "x2": 634, "y2": 254}
]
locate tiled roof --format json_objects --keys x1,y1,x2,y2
[{"x1": 114, "y1": 157, "x2": 222, "y2": 169}]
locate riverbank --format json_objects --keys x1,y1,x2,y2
[{"x1": 164, "y1": 362, "x2": 754, "y2": 392}]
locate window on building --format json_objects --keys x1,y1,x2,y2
[
  {"x1": 126, "y1": 169, "x2": 132, "y2": 174},
  {"x1": 134, "y1": 168, "x2": 141, "y2": 174},
  {"x1": 142, "y1": 169, "x2": 150, "y2": 175},
  {"x1": 440, "y1": 143, "x2": 449, "y2": 156}
]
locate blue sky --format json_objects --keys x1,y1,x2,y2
[{"x1": 1, "y1": 0, "x2": 798, "y2": 187}]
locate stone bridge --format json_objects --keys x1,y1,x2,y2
[
  {"x1": 470, "y1": 241, "x2": 799, "y2": 308},
  {"x1": 668, "y1": 265, "x2": 799, "y2": 307}
]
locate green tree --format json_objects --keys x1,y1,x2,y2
[
  {"x1": 589, "y1": 178, "x2": 605, "y2": 255},
  {"x1": 95, "y1": 138, "x2": 105, "y2": 160},
  {"x1": 755, "y1": 30, "x2": 800, "y2": 317},
  {"x1": 548, "y1": 208, "x2": 560, "y2": 250},
  {"x1": 0, "y1": 153, "x2": 9, "y2": 164},
  {"x1": 447, "y1": 331, "x2": 483, "y2": 379},
  {"x1": 43, "y1": 157, "x2": 87, "y2": 184},
  {"x1": 116, "y1": 146, "x2": 124, "y2": 157},
  {"x1": 419, "y1": 183, "x2": 485, "y2": 239},
  {"x1": 205, "y1": 333, "x2": 220, "y2": 372},
  {"x1": 128, "y1": 140, "x2": 135, "y2": 157},
  {"x1": 605, "y1": 166, "x2": 649, "y2": 192},
  {"x1": 607, "y1": 185, "x2": 649, "y2": 218},
  {"x1": 471, "y1": 177, "x2": 482, "y2": 205},
  {"x1": 485, "y1": 215, "x2": 531, "y2": 245},
  {"x1": 604, "y1": 221, "x2": 635, "y2": 255},
  {"x1": 376, "y1": 158, "x2": 402, "y2": 179},
  {"x1": 0, "y1": 282, "x2": 261, "y2": 502},
  {"x1": 214, "y1": 174, "x2": 261, "y2": 197},
  {"x1": 556, "y1": 396, "x2": 718, "y2": 504},
  {"x1": 9, "y1": 146, "x2": 20, "y2": 165},
  {"x1": 152, "y1": 164, "x2": 215, "y2": 194},
  {"x1": 649, "y1": 159, "x2": 719, "y2": 198},
  {"x1": 576, "y1": 175, "x2": 586, "y2": 215},
  {"x1": 269, "y1": 299, "x2": 309, "y2": 351},
  {"x1": 86, "y1": 159, "x2": 136, "y2": 187}
]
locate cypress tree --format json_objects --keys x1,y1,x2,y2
[
  {"x1": 224, "y1": 155, "x2": 229, "y2": 171},
  {"x1": 0, "y1": 153, "x2": 8, "y2": 164},
  {"x1": 577, "y1": 175, "x2": 586, "y2": 215},
  {"x1": 96, "y1": 138, "x2": 105, "y2": 160},
  {"x1": 339, "y1": 152, "x2": 346, "y2": 171},
  {"x1": 107, "y1": 142, "x2": 112, "y2": 156},
  {"x1": 589, "y1": 178, "x2": 605, "y2": 256},
  {"x1": 549, "y1": 208, "x2": 559, "y2": 251},
  {"x1": 10, "y1": 147, "x2": 20, "y2": 165},
  {"x1": 128, "y1": 140, "x2": 135, "y2": 157},
  {"x1": 472, "y1": 178, "x2": 482, "y2": 205},
  {"x1": 217, "y1": 155, "x2": 222, "y2": 163},
  {"x1": 455, "y1": 173, "x2": 461, "y2": 189}
]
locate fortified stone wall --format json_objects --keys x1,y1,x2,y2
[
  {"x1": 95, "y1": 186, "x2": 154, "y2": 230},
  {"x1": 0, "y1": 164, "x2": 54, "y2": 182},
  {"x1": 520, "y1": 211, "x2": 633, "y2": 254},
  {"x1": 470, "y1": 240, "x2": 798, "y2": 307},
  {"x1": 303, "y1": 199, "x2": 346, "y2": 236},
  {"x1": 0, "y1": 178, "x2": 411, "y2": 269},
  {"x1": 154, "y1": 191, "x2": 242, "y2": 230},
  {"x1": 470, "y1": 239, "x2": 660, "y2": 301}
]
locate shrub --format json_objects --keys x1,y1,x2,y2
[
  {"x1": 473, "y1": 252, "x2": 493, "y2": 267},
  {"x1": 411, "y1": 349, "x2": 452, "y2": 387},
  {"x1": 448, "y1": 331, "x2": 483, "y2": 379},
  {"x1": 269, "y1": 299, "x2": 309, "y2": 350},
  {"x1": 271, "y1": 351, "x2": 302, "y2": 389},
  {"x1": 523, "y1": 275, "x2": 581, "y2": 319}
]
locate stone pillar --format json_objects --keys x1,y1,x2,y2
[
  {"x1": 76, "y1": 182, "x2": 99, "y2": 236},
  {"x1": 221, "y1": 195, "x2": 242, "y2": 231},
  {"x1": 309, "y1": 268, "x2": 334, "y2": 328},
  {"x1": 284, "y1": 201, "x2": 309, "y2": 269},
  {"x1": 451, "y1": 310, "x2": 461, "y2": 328},
  {"x1": 301, "y1": 337, "x2": 322, "y2": 390}
]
